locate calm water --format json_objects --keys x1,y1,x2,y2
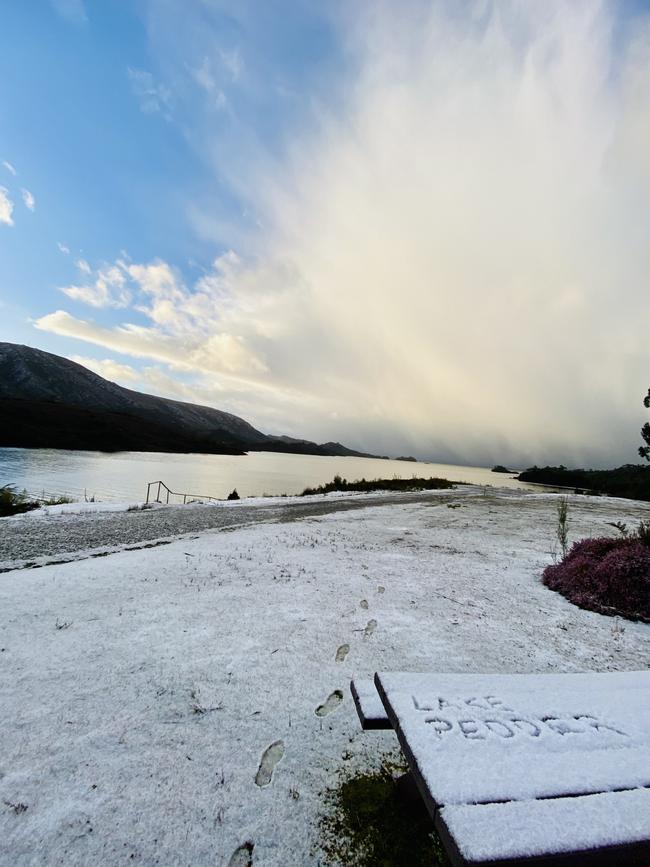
[{"x1": 0, "y1": 448, "x2": 540, "y2": 503}]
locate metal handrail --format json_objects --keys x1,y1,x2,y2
[{"x1": 145, "y1": 480, "x2": 221, "y2": 505}]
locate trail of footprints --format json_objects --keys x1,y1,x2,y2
[
  {"x1": 236, "y1": 587, "x2": 383, "y2": 862},
  {"x1": 320, "y1": 588, "x2": 382, "y2": 714}
]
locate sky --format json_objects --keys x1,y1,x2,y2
[{"x1": 1, "y1": 0, "x2": 649, "y2": 469}]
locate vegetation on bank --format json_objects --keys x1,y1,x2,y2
[
  {"x1": 0, "y1": 485, "x2": 38, "y2": 517},
  {"x1": 522, "y1": 387, "x2": 650, "y2": 502},
  {"x1": 543, "y1": 519, "x2": 650, "y2": 622},
  {"x1": 301, "y1": 475, "x2": 456, "y2": 496},
  {"x1": 0, "y1": 484, "x2": 72, "y2": 517},
  {"x1": 518, "y1": 464, "x2": 650, "y2": 502},
  {"x1": 640, "y1": 386, "x2": 650, "y2": 461},
  {"x1": 319, "y1": 757, "x2": 448, "y2": 866}
]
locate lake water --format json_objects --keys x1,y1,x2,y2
[{"x1": 0, "y1": 447, "x2": 542, "y2": 503}]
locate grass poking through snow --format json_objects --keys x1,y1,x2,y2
[{"x1": 319, "y1": 756, "x2": 449, "y2": 866}]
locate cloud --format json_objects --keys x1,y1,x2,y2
[
  {"x1": 128, "y1": 68, "x2": 172, "y2": 118},
  {"x1": 59, "y1": 261, "x2": 132, "y2": 308},
  {"x1": 2, "y1": 160, "x2": 16, "y2": 176},
  {"x1": 219, "y1": 47, "x2": 243, "y2": 83},
  {"x1": 0, "y1": 188, "x2": 14, "y2": 226},
  {"x1": 35, "y1": 2, "x2": 650, "y2": 464},
  {"x1": 50, "y1": 0, "x2": 86, "y2": 25},
  {"x1": 35, "y1": 257, "x2": 268, "y2": 376},
  {"x1": 63, "y1": 352, "x2": 307, "y2": 434},
  {"x1": 21, "y1": 188, "x2": 35, "y2": 211},
  {"x1": 68, "y1": 355, "x2": 140, "y2": 383},
  {"x1": 191, "y1": 57, "x2": 227, "y2": 109},
  {"x1": 57, "y1": 242, "x2": 71, "y2": 254}
]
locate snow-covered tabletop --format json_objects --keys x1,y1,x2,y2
[
  {"x1": 437, "y1": 788, "x2": 650, "y2": 863},
  {"x1": 374, "y1": 671, "x2": 650, "y2": 808}
]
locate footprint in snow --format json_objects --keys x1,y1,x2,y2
[
  {"x1": 359, "y1": 599, "x2": 369, "y2": 610},
  {"x1": 315, "y1": 690, "x2": 343, "y2": 716},
  {"x1": 254, "y1": 741, "x2": 284, "y2": 787},
  {"x1": 335, "y1": 644, "x2": 350, "y2": 663},
  {"x1": 228, "y1": 841, "x2": 254, "y2": 867},
  {"x1": 364, "y1": 619, "x2": 378, "y2": 637},
  {"x1": 377, "y1": 586, "x2": 385, "y2": 594}
]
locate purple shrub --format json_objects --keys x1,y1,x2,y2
[{"x1": 543, "y1": 536, "x2": 650, "y2": 622}]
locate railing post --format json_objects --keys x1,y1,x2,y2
[{"x1": 145, "y1": 480, "x2": 220, "y2": 507}]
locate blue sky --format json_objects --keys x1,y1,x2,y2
[
  {"x1": 1, "y1": 1, "x2": 650, "y2": 467},
  {"x1": 0, "y1": 0, "x2": 346, "y2": 339}
]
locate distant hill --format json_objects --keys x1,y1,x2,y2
[
  {"x1": 0, "y1": 343, "x2": 375, "y2": 458},
  {"x1": 517, "y1": 464, "x2": 650, "y2": 502}
]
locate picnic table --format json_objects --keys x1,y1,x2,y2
[{"x1": 351, "y1": 671, "x2": 650, "y2": 865}]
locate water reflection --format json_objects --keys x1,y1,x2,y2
[{"x1": 0, "y1": 447, "x2": 538, "y2": 503}]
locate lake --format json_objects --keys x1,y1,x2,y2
[{"x1": 0, "y1": 447, "x2": 542, "y2": 503}]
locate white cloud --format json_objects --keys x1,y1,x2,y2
[
  {"x1": 191, "y1": 58, "x2": 227, "y2": 109},
  {"x1": 21, "y1": 188, "x2": 35, "y2": 211},
  {"x1": 50, "y1": 0, "x2": 86, "y2": 25},
  {"x1": 0, "y1": 188, "x2": 14, "y2": 226},
  {"x1": 57, "y1": 242, "x2": 71, "y2": 254},
  {"x1": 59, "y1": 262, "x2": 132, "y2": 308},
  {"x1": 219, "y1": 47, "x2": 243, "y2": 83},
  {"x1": 2, "y1": 160, "x2": 16, "y2": 176},
  {"x1": 34, "y1": 3, "x2": 650, "y2": 464},
  {"x1": 48, "y1": 254, "x2": 268, "y2": 376},
  {"x1": 128, "y1": 68, "x2": 172, "y2": 118},
  {"x1": 62, "y1": 352, "x2": 302, "y2": 434},
  {"x1": 35, "y1": 266, "x2": 268, "y2": 378},
  {"x1": 69, "y1": 355, "x2": 140, "y2": 383}
]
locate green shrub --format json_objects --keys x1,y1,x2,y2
[
  {"x1": 301, "y1": 476, "x2": 455, "y2": 496},
  {"x1": 0, "y1": 485, "x2": 39, "y2": 517},
  {"x1": 556, "y1": 496, "x2": 570, "y2": 559},
  {"x1": 0, "y1": 485, "x2": 75, "y2": 516}
]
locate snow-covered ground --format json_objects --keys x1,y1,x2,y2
[
  {"x1": 7, "y1": 501, "x2": 155, "y2": 519},
  {"x1": 1, "y1": 488, "x2": 649, "y2": 866}
]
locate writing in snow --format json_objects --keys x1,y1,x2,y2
[{"x1": 410, "y1": 693, "x2": 629, "y2": 740}]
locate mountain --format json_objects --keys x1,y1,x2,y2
[{"x1": 0, "y1": 343, "x2": 374, "y2": 458}]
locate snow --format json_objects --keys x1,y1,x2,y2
[
  {"x1": 438, "y1": 788, "x2": 650, "y2": 861},
  {"x1": 6, "y1": 501, "x2": 155, "y2": 519},
  {"x1": 351, "y1": 678, "x2": 390, "y2": 728},
  {"x1": 1, "y1": 488, "x2": 650, "y2": 865},
  {"x1": 2, "y1": 486, "x2": 454, "y2": 522},
  {"x1": 375, "y1": 670, "x2": 650, "y2": 805}
]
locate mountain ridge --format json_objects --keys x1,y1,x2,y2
[{"x1": 0, "y1": 343, "x2": 375, "y2": 458}]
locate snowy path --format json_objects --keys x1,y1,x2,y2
[
  {"x1": 1, "y1": 490, "x2": 650, "y2": 865},
  {"x1": 0, "y1": 489, "x2": 459, "y2": 572}
]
